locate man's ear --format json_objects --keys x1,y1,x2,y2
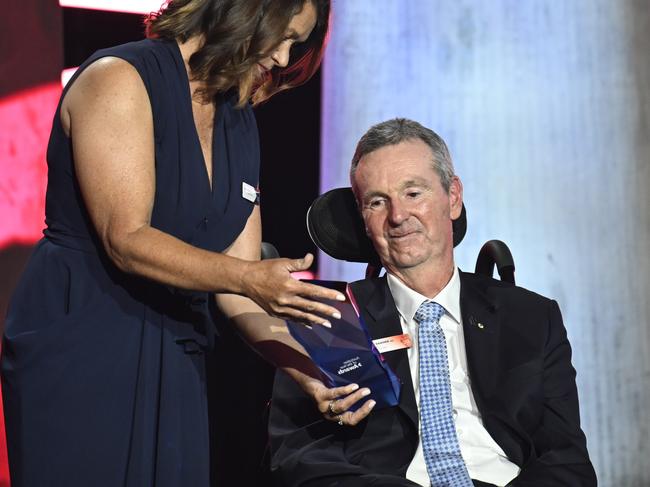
[
  {"x1": 351, "y1": 186, "x2": 370, "y2": 235},
  {"x1": 449, "y1": 176, "x2": 463, "y2": 220}
]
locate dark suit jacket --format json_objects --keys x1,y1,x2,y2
[{"x1": 269, "y1": 272, "x2": 597, "y2": 486}]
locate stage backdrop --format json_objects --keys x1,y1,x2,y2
[{"x1": 319, "y1": 2, "x2": 650, "y2": 485}]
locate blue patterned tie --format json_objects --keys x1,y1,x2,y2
[{"x1": 415, "y1": 301, "x2": 472, "y2": 487}]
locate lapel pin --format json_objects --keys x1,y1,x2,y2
[{"x1": 469, "y1": 316, "x2": 485, "y2": 330}]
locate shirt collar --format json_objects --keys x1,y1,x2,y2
[{"x1": 386, "y1": 265, "x2": 462, "y2": 325}]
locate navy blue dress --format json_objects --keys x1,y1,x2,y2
[{"x1": 1, "y1": 39, "x2": 260, "y2": 486}]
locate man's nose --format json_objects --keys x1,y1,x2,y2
[{"x1": 387, "y1": 200, "x2": 407, "y2": 225}]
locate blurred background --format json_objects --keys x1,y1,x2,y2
[{"x1": 1, "y1": 1, "x2": 649, "y2": 485}]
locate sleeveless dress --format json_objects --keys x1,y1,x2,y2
[{"x1": 1, "y1": 39, "x2": 260, "y2": 487}]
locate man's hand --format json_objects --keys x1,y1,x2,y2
[{"x1": 300, "y1": 377, "x2": 376, "y2": 426}]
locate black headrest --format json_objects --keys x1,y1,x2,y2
[{"x1": 307, "y1": 187, "x2": 467, "y2": 264}]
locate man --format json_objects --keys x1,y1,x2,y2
[{"x1": 269, "y1": 119, "x2": 596, "y2": 486}]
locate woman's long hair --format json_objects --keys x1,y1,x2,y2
[{"x1": 145, "y1": 0, "x2": 330, "y2": 106}]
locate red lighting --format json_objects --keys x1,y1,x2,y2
[
  {"x1": 0, "y1": 82, "x2": 61, "y2": 250},
  {"x1": 290, "y1": 271, "x2": 316, "y2": 281}
]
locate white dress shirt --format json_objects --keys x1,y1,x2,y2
[{"x1": 386, "y1": 267, "x2": 520, "y2": 487}]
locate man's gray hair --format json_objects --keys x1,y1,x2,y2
[{"x1": 350, "y1": 118, "x2": 455, "y2": 192}]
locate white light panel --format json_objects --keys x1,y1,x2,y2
[{"x1": 59, "y1": 0, "x2": 164, "y2": 15}]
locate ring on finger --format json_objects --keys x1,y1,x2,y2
[
  {"x1": 327, "y1": 400, "x2": 339, "y2": 416},
  {"x1": 337, "y1": 414, "x2": 344, "y2": 426}
]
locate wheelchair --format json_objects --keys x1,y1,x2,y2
[{"x1": 215, "y1": 188, "x2": 516, "y2": 485}]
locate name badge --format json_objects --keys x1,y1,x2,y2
[
  {"x1": 372, "y1": 333, "x2": 412, "y2": 353},
  {"x1": 242, "y1": 182, "x2": 259, "y2": 204}
]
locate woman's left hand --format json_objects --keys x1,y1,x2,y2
[{"x1": 241, "y1": 253, "x2": 346, "y2": 326}]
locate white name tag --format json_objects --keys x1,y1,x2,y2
[
  {"x1": 242, "y1": 182, "x2": 258, "y2": 204},
  {"x1": 372, "y1": 333, "x2": 412, "y2": 353}
]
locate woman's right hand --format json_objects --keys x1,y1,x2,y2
[{"x1": 241, "y1": 253, "x2": 346, "y2": 326}]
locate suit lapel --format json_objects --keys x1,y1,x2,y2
[
  {"x1": 459, "y1": 271, "x2": 501, "y2": 405},
  {"x1": 351, "y1": 278, "x2": 419, "y2": 428},
  {"x1": 352, "y1": 274, "x2": 503, "y2": 426}
]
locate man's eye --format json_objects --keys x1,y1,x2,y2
[
  {"x1": 368, "y1": 199, "x2": 384, "y2": 209},
  {"x1": 407, "y1": 191, "x2": 421, "y2": 198}
]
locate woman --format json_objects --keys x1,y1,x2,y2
[{"x1": 1, "y1": 1, "x2": 370, "y2": 485}]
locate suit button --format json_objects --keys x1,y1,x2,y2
[{"x1": 452, "y1": 409, "x2": 458, "y2": 419}]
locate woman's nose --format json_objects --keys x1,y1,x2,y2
[{"x1": 271, "y1": 42, "x2": 291, "y2": 68}]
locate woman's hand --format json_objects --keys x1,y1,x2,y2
[
  {"x1": 241, "y1": 253, "x2": 346, "y2": 326},
  {"x1": 299, "y1": 376, "x2": 376, "y2": 426}
]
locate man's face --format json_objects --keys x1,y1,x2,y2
[{"x1": 352, "y1": 139, "x2": 462, "y2": 276}]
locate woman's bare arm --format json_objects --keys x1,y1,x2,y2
[
  {"x1": 62, "y1": 56, "x2": 343, "y2": 324},
  {"x1": 216, "y1": 207, "x2": 376, "y2": 425}
]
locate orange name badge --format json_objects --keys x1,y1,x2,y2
[{"x1": 372, "y1": 333, "x2": 412, "y2": 353}]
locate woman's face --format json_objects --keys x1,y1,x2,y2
[{"x1": 256, "y1": 1, "x2": 318, "y2": 78}]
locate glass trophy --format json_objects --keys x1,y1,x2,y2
[{"x1": 286, "y1": 280, "x2": 401, "y2": 411}]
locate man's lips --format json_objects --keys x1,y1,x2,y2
[{"x1": 388, "y1": 230, "x2": 418, "y2": 239}]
